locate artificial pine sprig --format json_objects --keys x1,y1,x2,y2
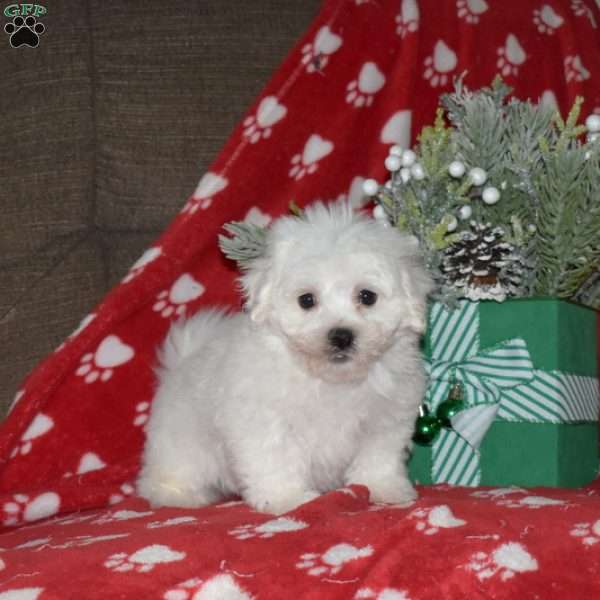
[{"x1": 365, "y1": 78, "x2": 600, "y2": 307}]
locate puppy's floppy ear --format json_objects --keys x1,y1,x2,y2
[
  {"x1": 239, "y1": 256, "x2": 273, "y2": 323},
  {"x1": 397, "y1": 243, "x2": 435, "y2": 334}
]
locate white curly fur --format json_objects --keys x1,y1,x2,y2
[{"x1": 137, "y1": 201, "x2": 433, "y2": 514}]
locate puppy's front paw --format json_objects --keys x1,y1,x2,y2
[
  {"x1": 246, "y1": 488, "x2": 320, "y2": 515},
  {"x1": 361, "y1": 476, "x2": 418, "y2": 507}
]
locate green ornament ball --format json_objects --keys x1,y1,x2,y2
[
  {"x1": 435, "y1": 397, "x2": 465, "y2": 428},
  {"x1": 413, "y1": 413, "x2": 441, "y2": 446}
]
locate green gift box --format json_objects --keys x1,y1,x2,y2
[{"x1": 409, "y1": 298, "x2": 599, "y2": 488}]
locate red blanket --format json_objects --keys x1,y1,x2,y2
[{"x1": 2, "y1": 0, "x2": 599, "y2": 597}]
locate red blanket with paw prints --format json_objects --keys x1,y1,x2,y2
[{"x1": 1, "y1": 1, "x2": 599, "y2": 598}]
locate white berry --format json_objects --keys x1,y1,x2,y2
[
  {"x1": 482, "y1": 186, "x2": 500, "y2": 205},
  {"x1": 389, "y1": 145, "x2": 403, "y2": 156},
  {"x1": 588, "y1": 132, "x2": 599, "y2": 143},
  {"x1": 446, "y1": 216, "x2": 458, "y2": 232},
  {"x1": 400, "y1": 168, "x2": 411, "y2": 183},
  {"x1": 469, "y1": 167, "x2": 487, "y2": 186},
  {"x1": 385, "y1": 155, "x2": 402, "y2": 172},
  {"x1": 373, "y1": 204, "x2": 386, "y2": 220},
  {"x1": 401, "y1": 150, "x2": 417, "y2": 167},
  {"x1": 411, "y1": 163, "x2": 425, "y2": 180},
  {"x1": 448, "y1": 161, "x2": 466, "y2": 178},
  {"x1": 362, "y1": 178, "x2": 379, "y2": 196},
  {"x1": 585, "y1": 114, "x2": 600, "y2": 133},
  {"x1": 458, "y1": 205, "x2": 472, "y2": 220}
]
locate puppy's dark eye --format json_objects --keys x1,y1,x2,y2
[
  {"x1": 358, "y1": 289, "x2": 377, "y2": 306},
  {"x1": 298, "y1": 293, "x2": 316, "y2": 310}
]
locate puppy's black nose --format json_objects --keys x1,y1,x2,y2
[{"x1": 328, "y1": 327, "x2": 355, "y2": 351}]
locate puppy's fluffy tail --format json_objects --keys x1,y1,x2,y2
[{"x1": 157, "y1": 308, "x2": 230, "y2": 371}]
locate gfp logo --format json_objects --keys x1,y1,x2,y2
[{"x1": 4, "y1": 3, "x2": 46, "y2": 48}]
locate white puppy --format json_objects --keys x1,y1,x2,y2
[{"x1": 137, "y1": 201, "x2": 433, "y2": 514}]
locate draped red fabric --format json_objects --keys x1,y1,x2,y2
[{"x1": 1, "y1": 1, "x2": 599, "y2": 597}]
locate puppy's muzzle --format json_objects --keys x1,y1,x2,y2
[{"x1": 327, "y1": 327, "x2": 355, "y2": 363}]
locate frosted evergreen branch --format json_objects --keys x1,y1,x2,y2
[{"x1": 218, "y1": 221, "x2": 268, "y2": 269}]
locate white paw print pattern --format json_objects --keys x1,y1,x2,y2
[
  {"x1": 182, "y1": 172, "x2": 228, "y2": 213},
  {"x1": 495, "y1": 495, "x2": 567, "y2": 510},
  {"x1": 76, "y1": 335, "x2": 135, "y2": 384},
  {"x1": 133, "y1": 401, "x2": 150, "y2": 427},
  {"x1": 571, "y1": 0, "x2": 597, "y2": 26},
  {"x1": 423, "y1": 40, "x2": 457, "y2": 87},
  {"x1": 64, "y1": 451, "x2": 107, "y2": 477},
  {"x1": 244, "y1": 206, "x2": 272, "y2": 228},
  {"x1": 456, "y1": 0, "x2": 489, "y2": 23},
  {"x1": 0, "y1": 589, "x2": 44, "y2": 600},
  {"x1": 153, "y1": 273, "x2": 205, "y2": 318},
  {"x1": 570, "y1": 520, "x2": 600, "y2": 546},
  {"x1": 122, "y1": 247, "x2": 162, "y2": 284},
  {"x1": 497, "y1": 34, "x2": 526, "y2": 77},
  {"x1": 296, "y1": 543, "x2": 373, "y2": 577},
  {"x1": 565, "y1": 55, "x2": 590, "y2": 82},
  {"x1": 380, "y1": 110, "x2": 412, "y2": 149},
  {"x1": 93, "y1": 509, "x2": 153, "y2": 525},
  {"x1": 533, "y1": 4, "x2": 564, "y2": 34},
  {"x1": 164, "y1": 574, "x2": 253, "y2": 600},
  {"x1": 289, "y1": 134, "x2": 334, "y2": 180},
  {"x1": 109, "y1": 482, "x2": 135, "y2": 505},
  {"x1": 229, "y1": 516, "x2": 308, "y2": 540},
  {"x1": 147, "y1": 516, "x2": 198, "y2": 529},
  {"x1": 467, "y1": 542, "x2": 538, "y2": 581},
  {"x1": 346, "y1": 62, "x2": 385, "y2": 108},
  {"x1": 409, "y1": 505, "x2": 466, "y2": 535},
  {"x1": 10, "y1": 413, "x2": 54, "y2": 457},
  {"x1": 3, "y1": 492, "x2": 61, "y2": 527},
  {"x1": 355, "y1": 587, "x2": 410, "y2": 600},
  {"x1": 395, "y1": 0, "x2": 419, "y2": 38},
  {"x1": 56, "y1": 313, "x2": 96, "y2": 352},
  {"x1": 301, "y1": 26, "x2": 342, "y2": 73},
  {"x1": 104, "y1": 544, "x2": 185, "y2": 573},
  {"x1": 243, "y1": 96, "x2": 287, "y2": 144}
]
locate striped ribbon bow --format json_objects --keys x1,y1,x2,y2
[{"x1": 423, "y1": 300, "x2": 600, "y2": 486}]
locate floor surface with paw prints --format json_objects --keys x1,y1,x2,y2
[
  {"x1": 2, "y1": 0, "x2": 599, "y2": 598},
  {"x1": 2, "y1": 483, "x2": 600, "y2": 599}
]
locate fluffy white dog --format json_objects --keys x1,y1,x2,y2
[{"x1": 137, "y1": 201, "x2": 433, "y2": 514}]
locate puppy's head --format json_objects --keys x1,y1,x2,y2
[{"x1": 240, "y1": 201, "x2": 433, "y2": 383}]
